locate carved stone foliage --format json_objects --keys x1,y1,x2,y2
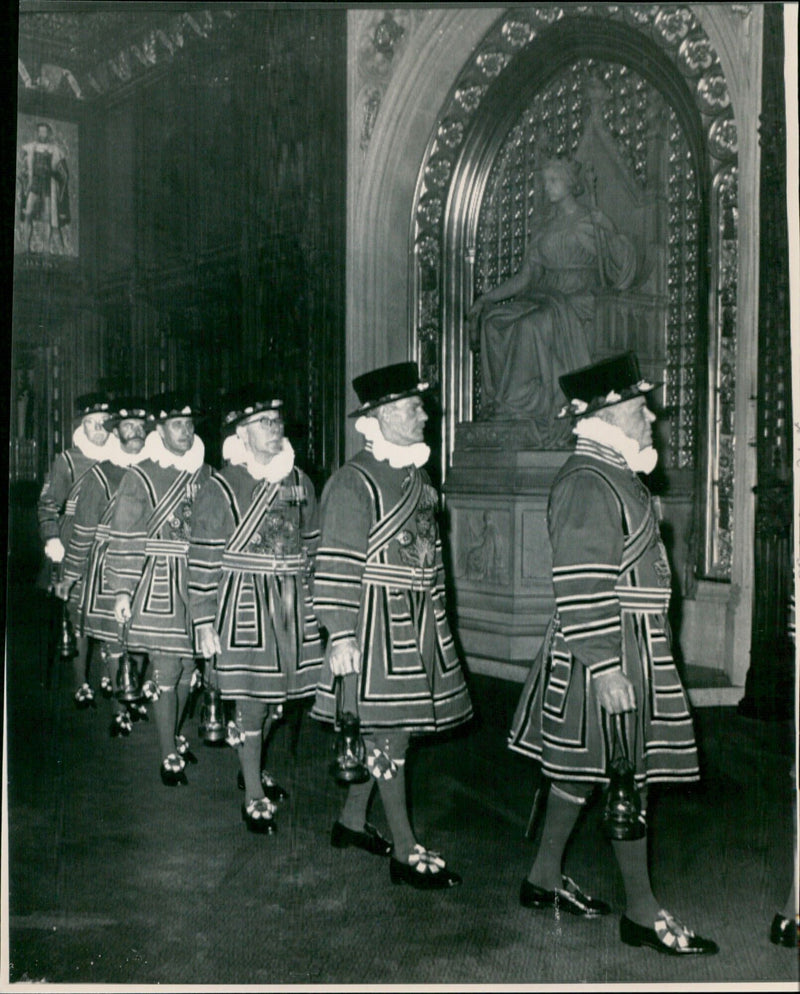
[
  {"x1": 706, "y1": 164, "x2": 739, "y2": 578},
  {"x1": 353, "y1": 9, "x2": 420, "y2": 155},
  {"x1": 412, "y1": 3, "x2": 739, "y2": 580}
]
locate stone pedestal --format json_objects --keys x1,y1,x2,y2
[{"x1": 443, "y1": 421, "x2": 570, "y2": 682}]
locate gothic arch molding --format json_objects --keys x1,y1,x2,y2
[
  {"x1": 411, "y1": 5, "x2": 739, "y2": 584},
  {"x1": 348, "y1": 5, "x2": 761, "y2": 695}
]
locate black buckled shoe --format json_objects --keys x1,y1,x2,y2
[
  {"x1": 241, "y1": 797, "x2": 277, "y2": 835},
  {"x1": 236, "y1": 769, "x2": 289, "y2": 802},
  {"x1": 160, "y1": 753, "x2": 188, "y2": 787},
  {"x1": 620, "y1": 911, "x2": 719, "y2": 955},
  {"x1": 770, "y1": 913, "x2": 799, "y2": 948},
  {"x1": 520, "y1": 875, "x2": 611, "y2": 917},
  {"x1": 261, "y1": 772, "x2": 289, "y2": 803},
  {"x1": 389, "y1": 845, "x2": 461, "y2": 890},
  {"x1": 331, "y1": 820, "x2": 393, "y2": 857}
]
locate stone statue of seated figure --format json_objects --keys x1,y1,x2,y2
[{"x1": 467, "y1": 157, "x2": 637, "y2": 445}]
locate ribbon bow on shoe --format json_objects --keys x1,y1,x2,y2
[
  {"x1": 160, "y1": 752, "x2": 187, "y2": 787},
  {"x1": 770, "y1": 913, "x2": 800, "y2": 948},
  {"x1": 390, "y1": 844, "x2": 462, "y2": 890},
  {"x1": 110, "y1": 710, "x2": 133, "y2": 738},
  {"x1": 175, "y1": 734, "x2": 198, "y2": 765},
  {"x1": 241, "y1": 796, "x2": 277, "y2": 835},
  {"x1": 74, "y1": 683, "x2": 96, "y2": 709},
  {"x1": 620, "y1": 909, "x2": 719, "y2": 955}
]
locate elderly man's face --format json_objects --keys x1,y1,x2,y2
[
  {"x1": 376, "y1": 396, "x2": 428, "y2": 446},
  {"x1": 81, "y1": 414, "x2": 110, "y2": 447},
  {"x1": 238, "y1": 410, "x2": 284, "y2": 460},
  {"x1": 158, "y1": 416, "x2": 195, "y2": 455},
  {"x1": 605, "y1": 396, "x2": 656, "y2": 451},
  {"x1": 116, "y1": 418, "x2": 146, "y2": 453}
]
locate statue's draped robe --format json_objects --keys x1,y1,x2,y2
[{"x1": 480, "y1": 204, "x2": 635, "y2": 437}]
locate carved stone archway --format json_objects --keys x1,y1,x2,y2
[
  {"x1": 347, "y1": 5, "x2": 763, "y2": 698},
  {"x1": 411, "y1": 5, "x2": 738, "y2": 582}
]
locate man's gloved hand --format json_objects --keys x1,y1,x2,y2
[
  {"x1": 196, "y1": 623, "x2": 222, "y2": 660},
  {"x1": 45, "y1": 537, "x2": 65, "y2": 563}
]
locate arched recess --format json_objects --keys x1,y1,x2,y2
[{"x1": 411, "y1": 5, "x2": 740, "y2": 586}]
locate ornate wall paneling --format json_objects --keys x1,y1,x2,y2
[
  {"x1": 410, "y1": 4, "x2": 740, "y2": 587},
  {"x1": 90, "y1": 7, "x2": 347, "y2": 482},
  {"x1": 11, "y1": 8, "x2": 181, "y2": 480},
  {"x1": 15, "y1": 6, "x2": 346, "y2": 488},
  {"x1": 738, "y1": 3, "x2": 794, "y2": 720},
  {"x1": 12, "y1": 7, "x2": 237, "y2": 478},
  {"x1": 345, "y1": 7, "x2": 762, "y2": 696},
  {"x1": 17, "y1": 8, "x2": 237, "y2": 105},
  {"x1": 12, "y1": 69, "x2": 107, "y2": 484}
]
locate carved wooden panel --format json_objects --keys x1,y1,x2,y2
[{"x1": 93, "y1": 8, "x2": 347, "y2": 484}]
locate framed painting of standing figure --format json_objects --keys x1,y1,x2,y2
[{"x1": 15, "y1": 113, "x2": 79, "y2": 258}]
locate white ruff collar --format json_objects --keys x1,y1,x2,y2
[
  {"x1": 113, "y1": 444, "x2": 147, "y2": 468},
  {"x1": 73, "y1": 426, "x2": 118, "y2": 462},
  {"x1": 355, "y1": 416, "x2": 430, "y2": 469},
  {"x1": 222, "y1": 435, "x2": 296, "y2": 482},
  {"x1": 573, "y1": 417, "x2": 658, "y2": 475},
  {"x1": 143, "y1": 431, "x2": 205, "y2": 473}
]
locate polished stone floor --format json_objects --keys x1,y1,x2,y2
[{"x1": 4, "y1": 575, "x2": 798, "y2": 989}]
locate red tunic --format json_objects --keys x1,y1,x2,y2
[
  {"x1": 63, "y1": 460, "x2": 131, "y2": 642},
  {"x1": 508, "y1": 437, "x2": 700, "y2": 786},
  {"x1": 104, "y1": 458, "x2": 211, "y2": 656},
  {"x1": 38, "y1": 447, "x2": 97, "y2": 545},
  {"x1": 311, "y1": 445, "x2": 473, "y2": 734},
  {"x1": 188, "y1": 462, "x2": 324, "y2": 702}
]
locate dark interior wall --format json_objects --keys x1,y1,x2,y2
[
  {"x1": 12, "y1": 7, "x2": 347, "y2": 488},
  {"x1": 96, "y1": 7, "x2": 347, "y2": 480}
]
